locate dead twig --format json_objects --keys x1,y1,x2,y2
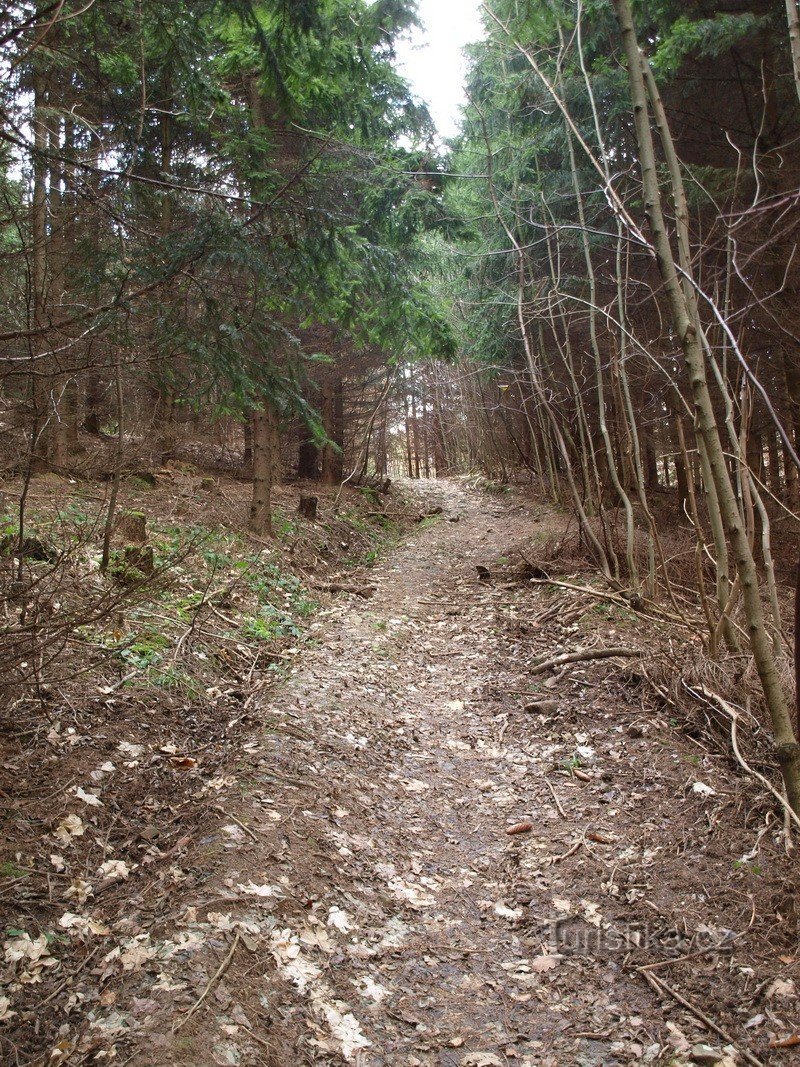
[
  {"x1": 636, "y1": 932, "x2": 744, "y2": 972},
  {"x1": 545, "y1": 776, "x2": 568, "y2": 818},
  {"x1": 547, "y1": 837, "x2": 582, "y2": 865},
  {"x1": 174, "y1": 930, "x2": 241, "y2": 1032},
  {"x1": 641, "y1": 970, "x2": 764, "y2": 1067},
  {"x1": 686, "y1": 684, "x2": 800, "y2": 837},
  {"x1": 33, "y1": 946, "x2": 101, "y2": 1010},
  {"x1": 529, "y1": 646, "x2": 641, "y2": 675},
  {"x1": 214, "y1": 806, "x2": 259, "y2": 842}
]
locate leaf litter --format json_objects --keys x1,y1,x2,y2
[{"x1": 3, "y1": 479, "x2": 800, "y2": 1063}]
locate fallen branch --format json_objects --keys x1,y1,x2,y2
[
  {"x1": 530, "y1": 646, "x2": 641, "y2": 676},
  {"x1": 686, "y1": 684, "x2": 800, "y2": 836},
  {"x1": 34, "y1": 946, "x2": 100, "y2": 1010},
  {"x1": 641, "y1": 970, "x2": 764, "y2": 1067},
  {"x1": 174, "y1": 931, "x2": 241, "y2": 1032},
  {"x1": 528, "y1": 576, "x2": 689, "y2": 627},
  {"x1": 636, "y1": 934, "x2": 743, "y2": 973}
]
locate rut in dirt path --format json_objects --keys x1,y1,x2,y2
[{"x1": 201, "y1": 478, "x2": 658, "y2": 1067}]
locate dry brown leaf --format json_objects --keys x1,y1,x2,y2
[
  {"x1": 769, "y1": 1034, "x2": 800, "y2": 1049},
  {"x1": 529, "y1": 955, "x2": 559, "y2": 973}
]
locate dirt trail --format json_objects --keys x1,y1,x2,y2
[{"x1": 144, "y1": 479, "x2": 796, "y2": 1066}]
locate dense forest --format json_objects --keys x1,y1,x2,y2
[{"x1": 3, "y1": 0, "x2": 800, "y2": 1062}]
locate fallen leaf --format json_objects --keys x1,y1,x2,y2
[
  {"x1": 65, "y1": 879, "x2": 93, "y2": 904},
  {"x1": 311, "y1": 996, "x2": 371, "y2": 1060},
  {"x1": 119, "y1": 935, "x2": 158, "y2": 971},
  {"x1": 354, "y1": 976, "x2": 389, "y2": 1002},
  {"x1": 152, "y1": 973, "x2": 186, "y2": 992},
  {"x1": 327, "y1": 906, "x2": 354, "y2": 933},
  {"x1": 117, "y1": 741, "x2": 144, "y2": 759},
  {"x1": 97, "y1": 860, "x2": 132, "y2": 880},
  {"x1": 53, "y1": 814, "x2": 85, "y2": 847},
  {"x1": 581, "y1": 900, "x2": 603, "y2": 927},
  {"x1": 58, "y1": 913, "x2": 110, "y2": 936},
  {"x1": 74, "y1": 786, "x2": 103, "y2": 807},
  {"x1": 4, "y1": 932, "x2": 51, "y2": 965},
  {"x1": 300, "y1": 925, "x2": 335, "y2": 953},
  {"x1": 494, "y1": 902, "x2": 522, "y2": 920},
  {"x1": 766, "y1": 977, "x2": 795, "y2": 1000},
  {"x1": 529, "y1": 955, "x2": 559, "y2": 973},
  {"x1": 769, "y1": 1034, "x2": 800, "y2": 1049},
  {"x1": 692, "y1": 781, "x2": 716, "y2": 796},
  {"x1": 239, "y1": 881, "x2": 283, "y2": 899}
]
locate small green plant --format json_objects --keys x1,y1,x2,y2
[
  {"x1": 242, "y1": 604, "x2": 302, "y2": 642},
  {"x1": 106, "y1": 548, "x2": 152, "y2": 586},
  {"x1": 147, "y1": 666, "x2": 201, "y2": 698},
  {"x1": 119, "y1": 630, "x2": 170, "y2": 669},
  {"x1": 341, "y1": 509, "x2": 374, "y2": 536},
  {"x1": 271, "y1": 510, "x2": 298, "y2": 539},
  {"x1": 56, "y1": 502, "x2": 91, "y2": 526},
  {"x1": 418, "y1": 515, "x2": 441, "y2": 531},
  {"x1": 0, "y1": 862, "x2": 30, "y2": 880}
]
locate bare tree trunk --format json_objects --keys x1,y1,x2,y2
[
  {"x1": 243, "y1": 419, "x2": 253, "y2": 470},
  {"x1": 269, "y1": 406, "x2": 282, "y2": 486},
  {"x1": 565, "y1": 125, "x2": 638, "y2": 588},
  {"x1": 29, "y1": 67, "x2": 49, "y2": 474},
  {"x1": 614, "y1": 0, "x2": 800, "y2": 814},
  {"x1": 100, "y1": 354, "x2": 124, "y2": 573},
  {"x1": 431, "y1": 368, "x2": 449, "y2": 477},
  {"x1": 785, "y1": 0, "x2": 800, "y2": 104},
  {"x1": 409, "y1": 365, "x2": 421, "y2": 479},
  {"x1": 402, "y1": 372, "x2": 414, "y2": 478},
  {"x1": 321, "y1": 378, "x2": 344, "y2": 485},
  {"x1": 249, "y1": 403, "x2": 275, "y2": 536},
  {"x1": 376, "y1": 401, "x2": 388, "y2": 478},
  {"x1": 297, "y1": 429, "x2": 319, "y2": 479},
  {"x1": 421, "y1": 383, "x2": 431, "y2": 479}
]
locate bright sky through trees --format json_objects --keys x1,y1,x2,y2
[{"x1": 395, "y1": 0, "x2": 484, "y2": 140}]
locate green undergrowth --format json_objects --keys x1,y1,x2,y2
[
  {"x1": 2, "y1": 483, "x2": 407, "y2": 704},
  {"x1": 98, "y1": 502, "x2": 401, "y2": 700}
]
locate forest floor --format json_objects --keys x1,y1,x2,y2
[{"x1": 3, "y1": 476, "x2": 800, "y2": 1066}]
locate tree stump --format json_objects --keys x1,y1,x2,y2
[
  {"x1": 124, "y1": 545, "x2": 154, "y2": 576},
  {"x1": 130, "y1": 470, "x2": 157, "y2": 487},
  {"x1": 116, "y1": 510, "x2": 147, "y2": 543},
  {"x1": 298, "y1": 494, "x2": 318, "y2": 521}
]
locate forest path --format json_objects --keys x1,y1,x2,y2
[{"x1": 169, "y1": 478, "x2": 657, "y2": 1066}]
